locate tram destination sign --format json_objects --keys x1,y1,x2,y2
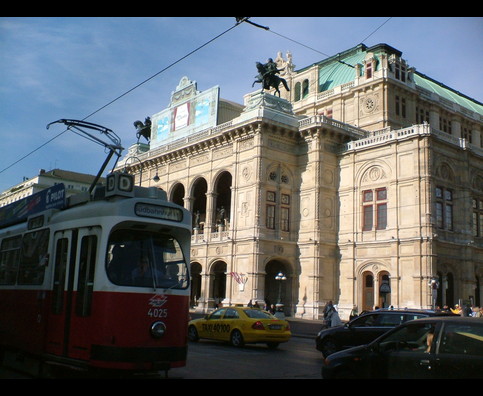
[
  {"x1": 135, "y1": 203, "x2": 183, "y2": 222},
  {"x1": 0, "y1": 183, "x2": 66, "y2": 227}
]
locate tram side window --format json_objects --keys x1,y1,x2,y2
[
  {"x1": 18, "y1": 229, "x2": 50, "y2": 285},
  {"x1": 0, "y1": 236, "x2": 22, "y2": 285},
  {"x1": 76, "y1": 235, "x2": 97, "y2": 317}
]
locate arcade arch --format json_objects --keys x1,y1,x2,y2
[
  {"x1": 264, "y1": 259, "x2": 293, "y2": 313},
  {"x1": 213, "y1": 171, "x2": 232, "y2": 230},
  {"x1": 191, "y1": 177, "x2": 207, "y2": 229},
  {"x1": 170, "y1": 182, "x2": 185, "y2": 207},
  {"x1": 190, "y1": 262, "x2": 202, "y2": 307},
  {"x1": 210, "y1": 260, "x2": 227, "y2": 307}
]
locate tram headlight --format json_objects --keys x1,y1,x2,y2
[{"x1": 151, "y1": 321, "x2": 166, "y2": 338}]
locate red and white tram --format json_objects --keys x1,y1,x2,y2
[{"x1": 0, "y1": 172, "x2": 191, "y2": 377}]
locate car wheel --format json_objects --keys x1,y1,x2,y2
[
  {"x1": 320, "y1": 338, "x2": 338, "y2": 357},
  {"x1": 266, "y1": 342, "x2": 280, "y2": 349},
  {"x1": 188, "y1": 325, "x2": 199, "y2": 342},
  {"x1": 230, "y1": 329, "x2": 244, "y2": 347}
]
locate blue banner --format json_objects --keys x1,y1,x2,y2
[{"x1": 0, "y1": 184, "x2": 66, "y2": 228}]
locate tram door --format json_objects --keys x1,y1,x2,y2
[{"x1": 45, "y1": 227, "x2": 100, "y2": 361}]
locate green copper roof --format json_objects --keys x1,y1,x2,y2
[
  {"x1": 318, "y1": 51, "x2": 365, "y2": 91},
  {"x1": 309, "y1": 43, "x2": 482, "y2": 115},
  {"x1": 413, "y1": 72, "x2": 482, "y2": 114},
  {"x1": 311, "y1": 44, "x2": 368, "y2": 91}
]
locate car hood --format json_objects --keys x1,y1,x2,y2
[{"x1": 317, "y1": 324, "x2": 345, "y2": 336}]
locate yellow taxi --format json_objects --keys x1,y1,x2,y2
[{"x1": 188, "y1": 306, "x2": 291, "y2": 349}]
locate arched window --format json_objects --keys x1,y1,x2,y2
[
  {"x1": 302, "y1": 79, "x2": 309, "y2": 98},
  {"x1": 294, "y1": 82, "x2": 301, "y2": 101}
]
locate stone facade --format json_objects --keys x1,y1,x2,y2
[{"x1": 117, "y1": 43, "x2": 483, "y2": 320}]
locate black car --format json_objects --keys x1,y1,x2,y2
[
  {"x1": 321, "y1": 317, "x2": 483, "y2": 379},
  {"x1": 315, "y1": 308, "x2": 455, "y2": 357}
]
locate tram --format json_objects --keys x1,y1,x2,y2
[{"x1": 0, "y1": 171, "x2": 192, "y2": 377}]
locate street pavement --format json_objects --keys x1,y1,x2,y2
[{"x1": 286, "y1": 317, "x2": 326, "y2": 338}]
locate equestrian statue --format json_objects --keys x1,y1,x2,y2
[
  {"x1": 252, "y1": 58, "x2": 290, "y2": 97},
  {"x1": 134, "y1": 117, "x2": 151, "y2": 143}
]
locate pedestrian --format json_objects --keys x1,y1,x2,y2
[
  {"x1": 471, "y1": 306, "x2": 481, "y2": 317},
  {"x1": 323, "y1": 301, "x2": 334, "y2": 327},
  {"x1": 450, "y1": 304, "x2": 462, "y2": 315},
  {"x1": 349, "y1": 305, "x2": 358, "y2": 321},
  {"x1": 330, "y1": 306, "x2": 342, "y2": 327}
]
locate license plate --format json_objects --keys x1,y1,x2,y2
[{"x1": 269, "y1": 324, "x2": 282, "y2": 330}]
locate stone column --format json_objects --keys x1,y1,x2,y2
[
  {"x1": 472, "y1": 127, "x2": 481, "y2": 147},
  {"x1": 451, "y1": 117, "x2": 461, "y2": 138}
]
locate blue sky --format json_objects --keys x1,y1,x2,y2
[{"x1": 1, "y1": 17, "x2": 482, "y2": 192}]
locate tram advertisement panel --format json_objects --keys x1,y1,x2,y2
[{"x1": 0, "y1": 183, "x2": 66, "y2": 227}]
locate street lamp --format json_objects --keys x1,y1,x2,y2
[
  {"x1": 123, "y1": 156, "x2": 143, "y2": 186},
  {"x1": 429, "y1": 276, "x2": 439, "y2": 309},
  {"x1": 275, "y1": 272, "x2": 286, "y2": 304},
  {"x1": 152, "y1": 162, "x2": 160, "y2": 182}
]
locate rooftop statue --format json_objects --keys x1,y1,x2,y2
[
  {"x1": 253, "y1": 58, "x2": 290, "y2": 97},
  {"x1": 134, "y1": 117, "x2": 151, "y2": 143}
]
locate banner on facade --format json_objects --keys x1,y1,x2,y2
[{"x1": 230, "y1": 272, "x2": 248, "y2": 291}]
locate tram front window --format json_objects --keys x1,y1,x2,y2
[{"x1": 106, "y1": 229, "x2": 188, "y2": 289}]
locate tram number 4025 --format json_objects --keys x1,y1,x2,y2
[{"x1": 148, "y1": 308, "x2": 168, "y2": 318}]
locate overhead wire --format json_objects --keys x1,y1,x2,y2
[
  {"x1": 239, "y1": 17, "x2": 394, "y2": 69},
  {"x1": 0, "y1": 19, "x2": 243, "y2": 177},
  {"x1": 234, "y1": 17, "x2": 481, "y2": 226},
  {"x1": 1, "y1": 17, "x2": 397, "y2": 182},
  {"x1": 2, "y1": 18, "x2": 477, "y2": 231},
  {"x1": 2, "y1": 17, "x2": 392, "y2": 177},
  {"x1": 237, "y1": 17, "x2": 394, "y2": 102}
]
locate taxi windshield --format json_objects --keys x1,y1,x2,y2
[{"x1": 106, "y1": 229, "x2": 188, "y2": 289}]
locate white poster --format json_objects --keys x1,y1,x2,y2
[{"x1": 174, "y1": 103, "x2": 190, "y2": 130}]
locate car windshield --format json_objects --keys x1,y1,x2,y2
[
  {"x1": 244, "y1": 309, "x2": 275, "y2": 319},
  {"x1": 106, "y1": 229, "x2": 188, "y2": 289}
]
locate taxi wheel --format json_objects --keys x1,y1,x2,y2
[
  {"x1": 230, "y1": 329, "x2": 245, "y2": 347},
  {"x1": 188, "y1": 325, "x2": 199, "y2": 342},
  {"x1": 267, "y1": 342, "x2": 280, "y2": 349}
]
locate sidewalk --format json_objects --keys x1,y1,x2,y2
[{"x1": 286, "y1": 317, "x2": 325, "y2": 338}]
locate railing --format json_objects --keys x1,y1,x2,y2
[
  {"x1": 191, "y1": 227, "x2": 231, "y2": 244},
  {"x1": 299, "y1": 115, "x2": 367, "y2": 138},
  {"x1": 340, "y1": 123, "x2": 482, "y2": 156}
]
